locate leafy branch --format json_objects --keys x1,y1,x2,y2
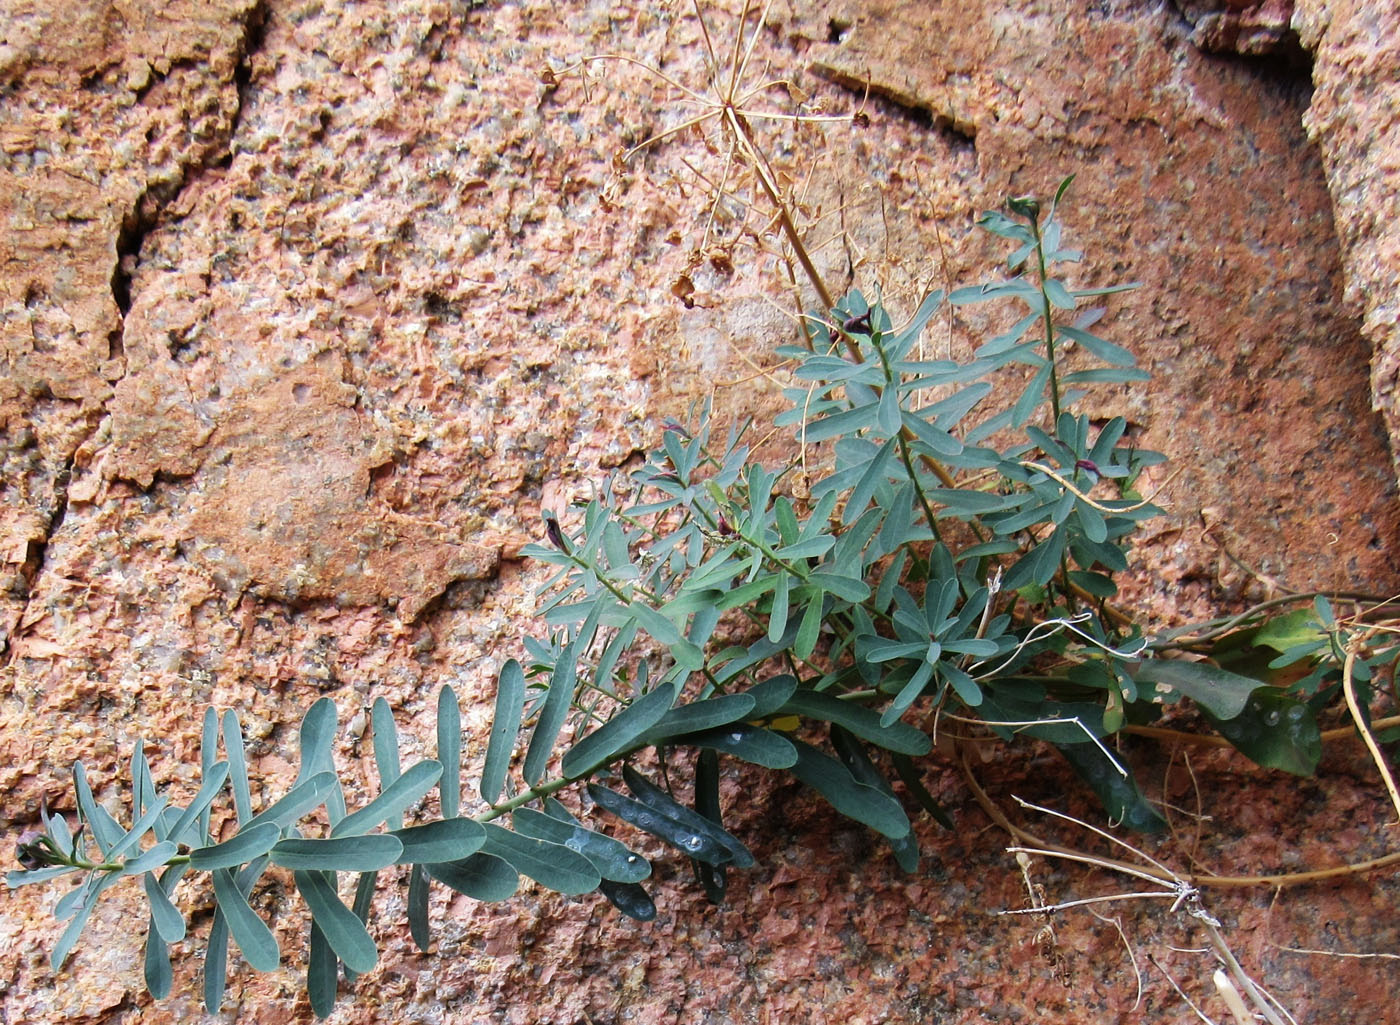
[{"x1": 15, "y1": 186, "x2": 1392, "y2": 1018}]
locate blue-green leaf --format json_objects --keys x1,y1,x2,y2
[
  {"x1": 794, "y1": 591, "x2": 825, "y2": 661},
  {"x1": 294, "y1": 870, "x2": 378, "y2": 974},
  {"x1": 482, "y1": 659, "x2": 525, "y2": 804},
  {"x1": 682, "y1": 724, "x2": 799, "y2": 768},
  {"x1": 1203, "y1": 690, "x2": 1321, "y2": 776},
  {"x1": 516, "y1": 804, "x2": 649, "y2": 883},
  {"x1": 901, "y1": 408, "x2": 964, "y2": 457},
  {"x1": 562, "y1": 681, "x2": 679, "y2": 778},
  {"x1": 212, "y1": 867, "x2": 279, "y2": 972},
  {"x1": 120, "y1": 841, "x2": 178, "y2": 876},
  {"x1": 222, "y1": 710, "x2": 253, "y2": 827},
  {"x1": 73, "y1": 762, "x2": 121, "y2": 857},
  {"x1": 190, "y1": 822, "x2": 282, "y2": 871},
  {"x1": 437, "y1": 685, "x2": 462, "y2": 819},
  {"x1": 52, "y1": 874, "x2": 121, "y2": 970},
  {"x1": 1129, "y1": 659, "x2": 1266, "y2": 721},
  {"x1": 272, "y1": 835, "x2": 403, "y2": 872},
  {"x1": 407, "y1": 865, "x2": 430, "y2": 951},
  {"x1": 245, "y1": 771, "x2": 340, "y2": 833},
  {"x1": 641, "y1": 693, "x2": 757, "y2": 743},
  {"x1": 774, "y1": 536, "x2": 836, "y2": 561},
  {"x1": 391, "y1": 818, "x2": 486, "y2": 864},
  {"x1": 779, "y1": 690, "x2": 930, "y2": 755},
  {"x1": 297, "y1": 698, "x2": 345, "y2": 826},
  {"x1": 425, "y1": 853, "x2": 518, "y2": 902},
  {"x1": 524, "y1": 645, "x2": 577, "y2": 786},
  {"x1": 165, "y1": 762, "x2": 231, "y2": 847},
  {"x1": 307, "y1": 922, "x2": 338, "y2": 1018},
  {"x1": 747, "y1": 675, "x2": 799, "y2": 718},
  {"x1": 332, "y1": 760, "x2": 442, "y2": 838},
  {"x1": 787, "y1": 740, "x2": 910, "y2": 839},
  {"x1": 371, "y1": 698, "x2": 402, "y2": 828},
  {"x1": 830, "y1": 727, "x2": 918, "y2": 870},
  {"x1": 627, "y1": 601, "x2": 682, "y2": 646},
  {"x1": 597, "y1": 880, "x2": 656, "y2": 921},
  {"x1": 1057, "y1": 743, "x2": 1166, "y2": 833},
  {"x1": 480, "y1": 824, "x2": 601, "y2": 895}
]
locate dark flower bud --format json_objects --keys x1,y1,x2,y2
[
  {"x1": 1075, "y1": 459, "x2": 1101, "y2": 482},
  {"x1": 1007, "y1": 195, "x2": 1040, "y2": 220},
  {"x1": 544, "y1": 515, "x2": 569, "y2": 552},
  {"x1": 842, "y1": 311, "x2": 873, "y2": 335},
  {"x1": 717, "y1": 512, "x2": 735, "y2": 537},
  {"x1": 15, "y1": 830, "x2": 55, "y2": 870}
]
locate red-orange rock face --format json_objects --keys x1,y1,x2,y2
[{"x1": 1, "y1": 1, "x2": 1398, "y2": 1023}]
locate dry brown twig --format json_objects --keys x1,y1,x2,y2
[{"x1": 998, "y1": 797, "x2": 1295, "y2": 1025}]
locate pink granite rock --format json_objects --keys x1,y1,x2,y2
[{"x1": 1, "y1": 1, "x2": 1398, "y2": 1023}]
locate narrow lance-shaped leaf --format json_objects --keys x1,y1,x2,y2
[
  {"x1": 523, "y1": 645, "x2": 577, "y2": 786},
  {"x1": 298, "y1": 698, "x2": 345, "y2": 826},
  {"x1": 480, "y1": 823, "x2": 601, "y2": 895},
  {"x1": 142, "y1": 863, "x2": 189, "y2": 999},
  {"x1": 245, "y1": 771, "x2": 340, "y2": 833},
  {"x1": 73, "y1": 762, "x2": 121, "y2": 857},
  {"x1": 390, "y1": 818, "x2": 486, "y2": 864},
  {"x1": 371, "y1": 698, "x2": 402, "y2": 829},
  {"x1": 794, "y1": 591, "x2": 825, "y2": 661},
  {"x1": 294, "y1": 869, "x2": 379, "y2": 975},
  {"x1": 597, "y1": 879, "x2": 657, "y2": 922},
  {"x1": 588, "y1": 782, "x2": 737, "y2": 867},
  {"x1": 189, "y1": 822, "x2": 282, "y2": 871},
  {"x1": 639, "y1": 693, "x2": 757, "y2": 744},
  {"x1": 271, "y1": 834, "x2": 403, "y2": 872},
  {"x1": 561, "y1": 680, "x2": 678, "y2": 778},
  {"x1": 481, "y1": 659, "x2": 525, "y2": 804},
  {"x1": 680, "y1": 724, "x2": 798, "y2": 769},
  {"x1": 425, "y1": 852, "x2": 518, "y2": 902},
  {"x1": 1056, "y1": 742, "x2": 1166, "y2": 833},
  {"x1": 891, "y1": 753, "x2": 955, "y2": 829},
  {"x1": 693, "y1": 749, "x2": 727, "y2": 904},
  {"x1": 830, "y1": 727, "x2": 918, "y2": 871},
  {"x1": 222, "y1": 710, "x2": 253, "y2": 827},
  {"x1": 407, "y1": 865, "x2": 430, "y2": 951},
  {"x1": 332, "y1": 760, "x2": 442, "y2": 838},
  {"x1": 120, "y1": 841, "x2": 178, "y2": 876},
  {"x1": 211, "y1": 866, "x2": 280, "y2": 972},
  {"x1": 204, "y1": 856, "x2": 268, "y2": 1012},
  {"x1": 165, "y1": 761, "x2": 231, "y2": 847},
  {"x1": 200, "y1": 707, "x2": 219, "y2": 843},
  {"x1": 307, "y1": 921, "x2": 338, "y2": 1019},
  {"x1": 787, "y1": 739, "x2": 911, "y2": 839},
  {"x1": 51, "y1": 872, "x2": 122, "y2": 971},
  {"x1": 516, "y1": 803, "x2": 650, "y2": 883},
  {"x1": 779, "y1": 690, "x2": 930, "y2": 755},
  {"x1": 437, "y1": 685, "x2": 461, "y2": 818}
]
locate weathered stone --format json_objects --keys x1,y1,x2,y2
[
  {"x1": 0, "y1": 0, "x2": 261, "y2": 650},
  {"x1": 1296, "y1": 0, "x2": 1400, "y2": 482},
  {"x1": 1175, "y1": 0, "x2": 1304, "y2": 58},
  {"x1": 1, "y1": 1, "x2": 1399, "y2": 1023},
  {"x1": 809, "y1": 0, "x2": 1397, "y2": 597}
]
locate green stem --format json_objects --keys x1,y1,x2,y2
[{"x1": 1029, "y1": 214, "x2": 1062, "y2": 427}]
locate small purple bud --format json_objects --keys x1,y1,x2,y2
[
  {"x1": 544, "y1": 516, "x2": 568, "y2": 552},
  {"x1": 1075, "y1": 459, "x2": 1100, "y2": 482},
  {"x1": 842, "y1": 311, "x2": 873, "y2": 335},
  {"x1": 717, "y1": 512, "x2": 735, "y2": 537},
  {"x1": 15, "y1": 830, "x2": 48, "y2": 870}
]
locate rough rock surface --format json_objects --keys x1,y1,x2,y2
[
  {"x1": 0, "y1": 1, "x2": 1398, "y2": 1024},
  {"x1": 808, "y1": 0, "x2": 1398, "y2": 600},
  {"x1": 1296, "y1": 0, "x2": 1400, "y2": 482}
]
